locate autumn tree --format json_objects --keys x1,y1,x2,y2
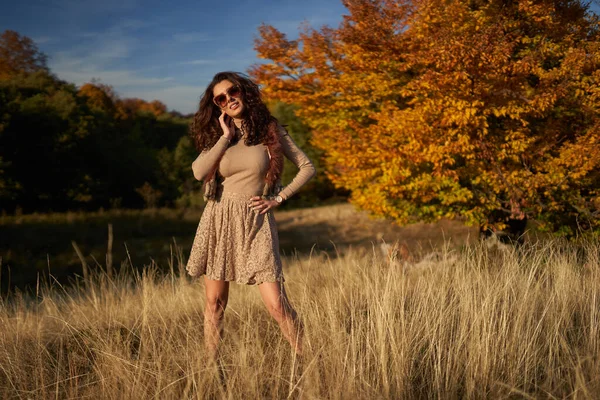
[
  {"x1": 78, "y1": 83, "x2": 117, "y2": 115},
  {"x1": 0, "y1": 30, "x2": 48, "y2": 79},
  {"x1": 252, "y1": 0, "x2": 600, "y2": 236},
  {"x1": 117, "y1": 98, "x2": 168, "y2": 119}
]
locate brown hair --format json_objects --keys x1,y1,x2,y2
[{"x1": 189, "y1": 71, "x2": 278, "y2": 152}]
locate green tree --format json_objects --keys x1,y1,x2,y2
[
  {"x1": 0, "y1": 32, "x2": 192, "y2": 212},
  {"x1": 0, "y1": 71, "x2": 95, "y2": 211},
  {"x1": 269, "y1": 101, "x2": 344, "y2": 205},
  {"x1": 171, "y1": 135, "x2": 205, "y2": 208}
]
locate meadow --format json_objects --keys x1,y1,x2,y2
[
  {"x1": 1, "y1": 204, "x2": 599, "y2": 399},
  {"x1": 0, "y1": 203, "x2": 471, "y2": 296}
]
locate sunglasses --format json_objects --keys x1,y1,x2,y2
[{"x1": 213, "y1": 85, "x2": 242, "y2": 108}]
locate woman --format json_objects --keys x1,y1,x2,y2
[{"x1": 186, "y1": 71, "x2": 315, "y2": 358}]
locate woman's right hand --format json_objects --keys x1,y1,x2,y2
[{"x1": 219, "y1": 110, "x2": 235, "y2": 141}]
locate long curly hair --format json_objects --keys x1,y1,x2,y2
[{"x1": 190, "y1": 71, "x2": 278, "y2": 152}]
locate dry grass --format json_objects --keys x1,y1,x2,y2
[
  {"x1": 0, "y1": 203, "x2": 476, "y2": 293},
  {"x1": 1, "y1": 234, "x2": 599, "y2": 399}
]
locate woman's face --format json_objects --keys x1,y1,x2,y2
[{"x1": 212, "y1": 79, "x2": 244, "y2": 118}]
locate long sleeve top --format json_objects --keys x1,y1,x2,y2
[{"x1": 191, "y1": 128, "x2": 316, "y2": 201}]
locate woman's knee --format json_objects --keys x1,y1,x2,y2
[
  {"x1": 204, "y1": 279, "x2": 229, "y2": 317},
  {"x1": 205, "y1": 294, "x2": 228, "y2": 316},
  {"x1": 266, "y1": 300, "x2": 295, "y2": 323}
]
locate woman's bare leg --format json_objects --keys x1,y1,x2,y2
[
  {"x1": 204, "y1": 277, "x2": 230, "y2": 359},
  {"x1": 258, "y1": 281, "x2": 303, "y2": 355}
]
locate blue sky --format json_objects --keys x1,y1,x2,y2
[
  {"x1": 1, "y1": 0, "x2": 348, "y2": 114},
  {"x1": 2, "y1": 1, "x2": 599, "y2": 114}
]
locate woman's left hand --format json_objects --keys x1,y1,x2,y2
[{"x1": 248, "y1": 196, "x2": 279, "y2": 215}]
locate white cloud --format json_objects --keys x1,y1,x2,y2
[
  {"x1": 180, "y1": 59, "x2": 218, "y2": 65},
  {"x1": 51, "y1": 21, "x2": 140, "y2": 72},
  {"x1": 43, "y1": 19, "x2": 253, "y2": 114},
  {"x1": 54, "y1": 65, "x2": 174, "y2": 87},
  {"x1": 48, "y1": 20, "x2": 179, "y2": 107},
  {"x1": 52, "y1": 45, "x2": 203, "y2": 113},
  {"x1": 33, "y1": 36, "x2": 54, "y2": 44},
  {"x1": 117, "y1": 19, "x2": 149, "y2": 30},
  {"x1": 47, "y1": 0, "x2": 138, "y2": 15},
  {"x1": 172, "y1": 32, "x2": 213, "y2": 43}
]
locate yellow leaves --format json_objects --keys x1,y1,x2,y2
[
  {"x1": 78, "y1": 83, "x2": 115, "y2": 114},
  {"x1": 491, "y1": 107, "x2": 508, "y2": 118},
  {"x1": 518, "y1": 1, "x2": 555, "y2": 25},
  {"x1": 252, "y1": 0, "x2": 600, "y2": 233}
]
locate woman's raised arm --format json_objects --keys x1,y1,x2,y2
[
  {"x1": 191, "y1": 136, "x2": 230, "y2": 181},
  {"x1": 277, "y1": 128, "x2": 316, "y2": 200}
]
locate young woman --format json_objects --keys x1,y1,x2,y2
[{"x1": 186, "y1": 71, "x2": 315, "y2": 358}]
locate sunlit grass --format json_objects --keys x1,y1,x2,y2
[{"x1": 1, "y1": 237, "x2": 599, "y2": 399}]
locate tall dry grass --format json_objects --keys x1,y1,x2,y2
[{"x1": 1, "y1": 239, "x2": 599, "y2": 399}]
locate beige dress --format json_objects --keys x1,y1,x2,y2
[{"x1": 185, "y1": 127, "x2": 315, "y2": 284}]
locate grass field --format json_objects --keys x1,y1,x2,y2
[
  {"x1": 0, "y1": 203, "x2": 475, "y2": 295},
  {"x1": 2, "y1": 204, "x2": 599, "y2": 398}
]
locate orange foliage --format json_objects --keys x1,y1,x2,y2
[
  {"x1": 0, "y1": 30, "x2": 48, "y2": 79},
  {"x1": 78, "y1": 82, "x2": 169, "y2": 122},
  {"x1": 252, "y1": 0, "x2": 600, "y2": 235},
  {"x1": 78, "y1": 83, "x2": 116, "y2": 114},
  {"x1": 116, "y1": 98, "x2": 168, "y2": 119}
]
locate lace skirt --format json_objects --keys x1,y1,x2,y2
[{"x1": 186, "y1": 191, "x2": 284, "y2": 285}]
